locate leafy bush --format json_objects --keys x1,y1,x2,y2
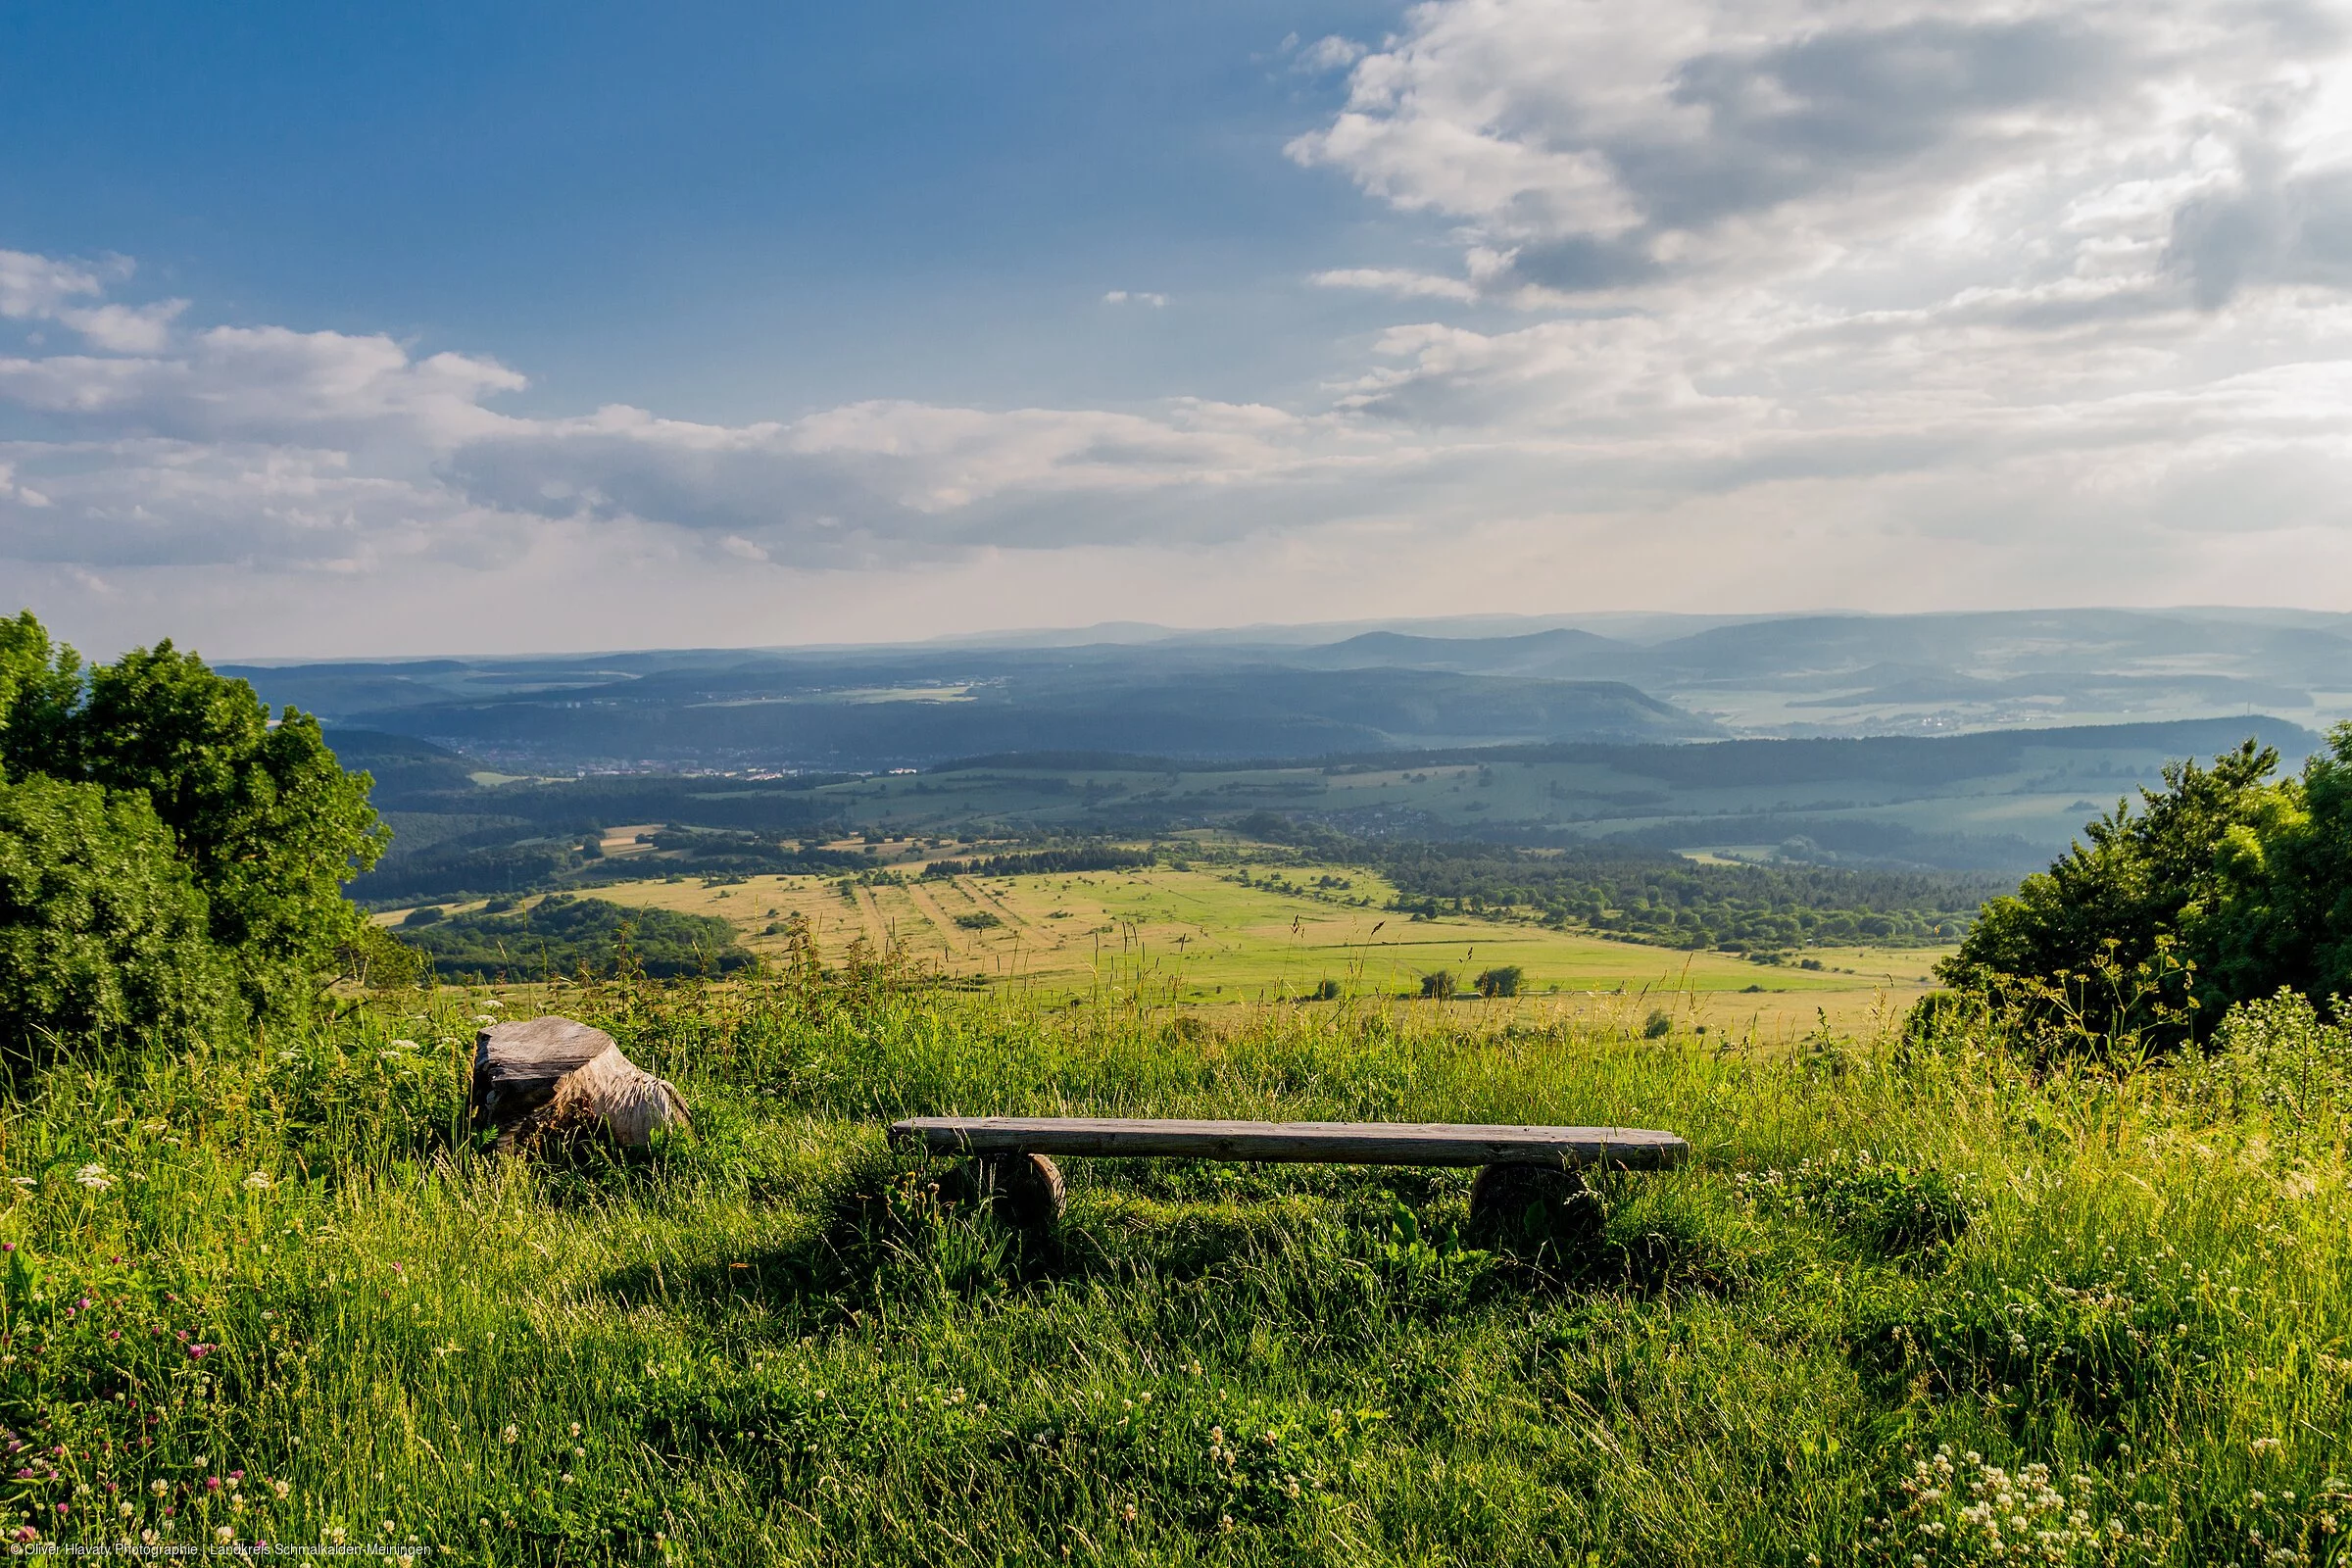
[
  {"x1": 2189, "y1": 987, "x2": 2352, "y2": 1132},
  {"x1": 1474, "y1": 964, "x2": 1523, "y2": 999},
  {"x1": 952, "y1": 910, "x2": 1003, "y2": 930},
  {"x1": 1940, "y1": 727, "x2": 2352, "y2": 1048},
  {"x1": 1418, "y1": 969, "x2": 1457, "y2": 1001},
  {"x1": 0, "y1": 611, "x2": 384, "y2": 1037},
  {"x1": 0, "y1": 773, "x2": 229, "y2": 1052}
]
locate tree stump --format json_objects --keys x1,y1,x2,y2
[{"x1": 470, "y1": 1015, "x2": 691, "y2": 1152}]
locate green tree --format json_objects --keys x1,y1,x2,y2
[
  {"x1": 0, "y1": 773, "x2": 228, "y2": 1053},
  {"x1": 0, "y1": 613, "x2": 389, "y2": 1031},
  {"x1": 1937, "y1": 735, "x2": 2352, "y2": 1045},
  {"x1": 1474, "y1": 964, "x2": 1524, "y2": 999},
  {"x1": 0, "y1": 612, "x2": 82, "y2": 779},
  {"x1": 2192, "y1": 724, "x2": 2352, "y2": 1011},
  {"x1": 58, "y1": 640, "x2": 389, "y2": 1017}
]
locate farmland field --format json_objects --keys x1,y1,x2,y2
[{"x1": 393, "y1": 859, "x2": 1951, "y2": 1038}]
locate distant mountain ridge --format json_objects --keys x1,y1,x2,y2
[{"x1": 232, "y1": 605, "x2": 2351, "y2": 775}]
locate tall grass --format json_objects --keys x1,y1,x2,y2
[{"x1": 0, "y1": 968, "x2": 2342, "y2": 1564}]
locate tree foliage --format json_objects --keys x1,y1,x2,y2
[
  {"x1": 0, "y1": 773, "x2": 229, "y2": 1053},
  {"x1": 0, "y1": 611, "x2": 387, "y2": 1049},
  {"x1": 1939, "y1": 729, "x2": 2352, "y2": 1045}
]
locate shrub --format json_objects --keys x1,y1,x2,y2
[
  {"x1": 953, "y1": 910, "x2": 1003, "y2": 930},
  {"x1": 0, "y1": 773, "x2": 228, "y2": 1053},
  {"x1": 0, "y1": 612, "x2": 386, "y2": 1027},
  {"x1": 1419, "y1": 969, "x2": 1457, "y2": 1001},
  {"x1": 1474, "y1": 964, "x2": 1523, "y2": 999}
]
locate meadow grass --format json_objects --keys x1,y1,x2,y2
[
  {"x1": 0, "y1": 970, "x2": 2343, "y2": 1565},
  {"x1": 521, "y1": 864, "x2": 1946, "y2": 1034}
]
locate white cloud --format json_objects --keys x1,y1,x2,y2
[
  {"x1": 15, "y1": 0, "x2": 2352, "y2": 653},
  {"x1": 1293, "y1": 35, "x2": 1367, "y2": 74},
  {"x1": 0, "y1": 249, "x2": 186, "y2": 352}
]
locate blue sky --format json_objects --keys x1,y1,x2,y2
[
  {"x1": 5, "y1": 0, "x2": 2352, "y2": 657},
  {"x1": 0, "y1": 2, "x2": 1407, "y2": 415}
]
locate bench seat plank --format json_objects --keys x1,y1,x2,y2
[{"x1": 890, "y1": 1116, "x2": 1686, "y2": 1169}]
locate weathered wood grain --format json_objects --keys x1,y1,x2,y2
[
  {"x1": 889, "y1": 1116, "x2": 1685, "y2": 1169},
  {"x1": 471, "y1": 1015, "x2": 692, "y2": 1152}
]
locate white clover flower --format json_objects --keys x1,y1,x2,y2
[
  {"x1": 75, "y1": 1164, "x2": 113, "y2": 1191},
  {"x1": 215, "y1": 1527, "x2": 233, "y2": 1544},
  {"x1": 502, "y1": 1425, "x2": 518, "y2": 1444}
]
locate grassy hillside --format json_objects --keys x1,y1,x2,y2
[
  {"x1": 438, "y1": 861, "x2": 1951, "y2": 1035},
  {"x1": 0, "y1": 976, "x2": 2342, "y2": 1563}
]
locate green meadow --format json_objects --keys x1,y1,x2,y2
[
  {"x1": 0, "y1": 970, "x2": 2343, "y2": 1564},
  {"x1": 446, "y1": 861, "x2": 1947, "y2": 1037}
]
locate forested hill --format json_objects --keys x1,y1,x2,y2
[{"x1": 1367, "y1": 841, "x2": 2004, "y2": 951}]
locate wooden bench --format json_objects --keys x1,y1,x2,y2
[{"x1": 888, "y1": 1116, "x2": 1688, "y2": 1228}]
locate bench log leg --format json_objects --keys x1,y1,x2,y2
[
  {"x1": 1469, "y1": 1162, "x2": 1601, "y2": 1244},
  {"x1": 970, "y1": 1152, "x2": 1065, "y2": 1231}
]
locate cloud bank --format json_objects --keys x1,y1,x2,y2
[{"x1": 7, "y1": 0, "x2": 2352, "y2": 653}]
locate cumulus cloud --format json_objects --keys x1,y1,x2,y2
[
  {"x1": 1290, "y1": 0, "x2": 2352, "y2": 310},
  {"x1": 13, "y1": 0, "x2": 2352, "y2": 648},
  {"x1": 0, "y1": 249, "x2": 189, "y2": 353},
  {"x1": 0, "y1": 250, "x2": 1390, "y2": 573}
]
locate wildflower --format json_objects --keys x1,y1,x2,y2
[
  {"x1": 272, "y1": 1482, "x2": 289, "y2": 1500},
  {"x1": 389, "y1": 1040, "x2": 419, "y2": 1051},
  {"x1": 325, "y1": 1528, "x2": 346, "y2": 1544},
  {"x1": 11, "y1": 1179, "x2": 31, "y2": 1190},
  {"x1": 568, "y1": 1422, "x2": 581, "y2": 1438},
  {"x1": 1120, "y1": 1504, "x2": 1137, "y2": 1524},
  {"x1": 75, "y1": 1164, "x2": 113, "y2": 1191},
  {"x1": 2255, "y1": 1438, "x2": 2283, "y2": 1457},
  {"x1": 242, "y1": 1172, "x2": 273, "y2": 1192},
  {"x1": 501, "y1": 1425, "x2": 518, "y2": 1444},
  {"x1": 118, "y1": 1504, "x2": 131, "y2": 1519},
  {"x1": 215, "y1": 1527, "x2": 233, "y2": 1544},
  {"x1": 560, "y1": 1473, "x2": 574, "y2": 1486},
  {"x1": 381, "y1": 1520, "x2": 397, "y2": 1535},
  {"x1": 149, "y1": 1482, "x2": 167, "y2": 1497}
]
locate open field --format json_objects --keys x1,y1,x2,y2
[
  {"x1": 528, "y1": 863, "x2": 1948, "y2": 1038},
  {"x1": 0, "y1": 976, "x2": 2342, "y2": 1563}
]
